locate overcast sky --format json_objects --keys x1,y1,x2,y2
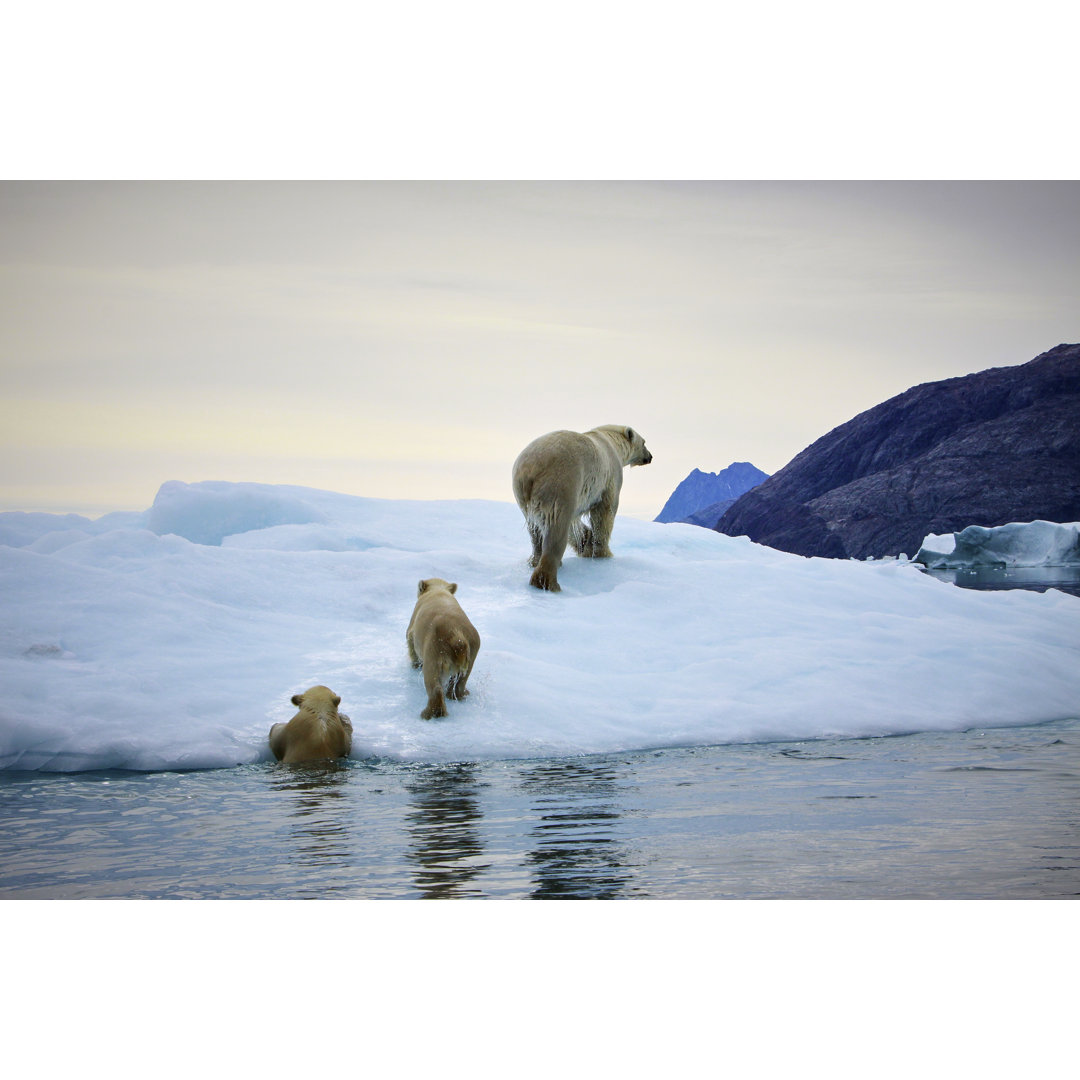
[{"x1": 2, "y1": 179, "x2": 1078, "y2": 518}]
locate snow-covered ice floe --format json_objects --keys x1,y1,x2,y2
[
  {"x1": 915, "y1": 520, "x2": 1080, "y2": 570},
  {"x1": 2, "y1": 482, "x2": 1079, "y2": 772}
]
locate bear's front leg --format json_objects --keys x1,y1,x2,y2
[
  {"x1": 585, "y1": 500, "x2": 616, "y2": 558},
  {"x1": 268, "y1": 723, "x2": 288, "y2": 761},
  {"x1": 568, "y1": 518, "x2": 593, "y2": 556},
  {"x1": 407, "y1": 631, "x2": 422, "y2": 668}
]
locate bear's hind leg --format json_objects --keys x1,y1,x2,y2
[
  {"x1": 451, "y1": 640, "x2": 478, "y2": 700},
  {"x1": 526, "y1": 520, "x2": 544, "y2": 568},
  {"x1": 529, "y1": 560, "x2": 561, "y2": 592},
  {"x1": 529, "y1": 506, "x2": 570, "y2": 591},
  {"x1": 421, "y1": 686, "x2": 447, "y2": 720},
  {"x1": 421, "y1": 667, "x2": 448, "y2": 719}
]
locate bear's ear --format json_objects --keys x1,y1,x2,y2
[
  {"x1": 332, "y1": 695, "x2": 341, "y2": 708},
  {"x1": 417, "y1": 579, "x2": 428, "y2": 595},
  {"x1": 625, "y1": 427, "x2": 635, "y2": 442},
  {"x1": 291, "y1": 693, "x2": 304, "y2": 707},
  {"x1": 449, "y1": 582, "x2": 458, "y2": 594}
]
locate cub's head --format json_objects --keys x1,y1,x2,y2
[
  {"x1": 623, "y1": 427, "x2": 653, "y2": 466},
  {"x1": 291, "y1": 684, "x2": 342, "y2": 712},
  {"x1": 417, "y1": 578, "x2": 458, "y2": 596}
]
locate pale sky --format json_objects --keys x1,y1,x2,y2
[{"x1": 2, "y1": 180, "x2": 1078, "y2": 519}]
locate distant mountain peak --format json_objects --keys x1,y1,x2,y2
[{"x1": 655, "y1": 462, "x2": 769, "y2": 524}]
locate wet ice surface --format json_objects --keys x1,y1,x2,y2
[{"x1": 3, "y1": 717, "x2": 1077, "y2": 899}]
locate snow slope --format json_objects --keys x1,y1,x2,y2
[{"x1": 2, "y1": 482, "x2": 1078, "y2": 772}]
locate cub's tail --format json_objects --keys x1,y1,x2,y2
[{"x1": 448, "y1": 634, "x2": 470, "y2": 668}]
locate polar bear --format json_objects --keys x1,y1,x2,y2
[
  {"x1": 268, "y1": 685, "x2": 353, "y2": 764},
  {"x1": 512, "y1": 425, "x2": 652, "y2": 592},
  {"x1": 407, "y1": 578, "x2": 481, "y2": 720}
]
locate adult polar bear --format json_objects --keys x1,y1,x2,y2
[{"x1": 512, "y1": 425, "x2": 653, "y2": 592}]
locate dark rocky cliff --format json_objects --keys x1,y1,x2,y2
[
  {"x1": 715, "y1": 343, "x2": 1080, "y2": 559},
  {"x1": 682, "y1": 498, "x2": 739, "y2": 529}
]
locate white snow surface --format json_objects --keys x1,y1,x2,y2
[
  {"x1": 916, "y1": 520, "x2": 1080, "y2": 569},
  {"x1": 2, "y1": 481, "x2": 1079, "y2": 772}
]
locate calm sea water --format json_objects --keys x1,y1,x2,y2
[
  {"x1": 921, "y1": 565, "x2": 1080, "y2": 597},
  {"x1": 2, "y1": 716, "x2": 1077, "y2": 899}
]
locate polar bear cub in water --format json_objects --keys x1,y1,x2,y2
[
  {"x1": 268, "y1": 684, "x2": 353, "y2": 763},
  {"x1": 512, "y1": 425, "x2": 653, "y2": 592},
  {"x1": 407, "y1": 578, "x2": 481, "y2": 720}
]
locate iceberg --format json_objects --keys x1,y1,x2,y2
[
  {"x1": 145, "y1": 480, "x2": 329, "y2": 545},
  {"x1": 914, "y1": 521, "x2": 1080, "y2": 569},
  {"x1": 2, "y1": 482, "x2": 1079, "y2": 772}
]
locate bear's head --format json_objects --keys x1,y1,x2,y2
[
  {"x1": 417, "y1": 578, "x2": 458, "y2": 596},
  {"x1": 291, "y1": 685, "x2": 342, "y2": 711},
  {"x1": 624, "y1": 427, "x2": 653, "y2": 466}
]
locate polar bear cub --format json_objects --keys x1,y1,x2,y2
[
  {"x1": 512, "y1": 425, "x2": 653, "y2": 592},
  {"x1": 268, "y1": 684, "x2": 353, "y2": 763},
  {"x1": 407, "y1": 578, "x2": 481, "y2": 720}
]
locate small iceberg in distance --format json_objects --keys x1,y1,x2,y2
[{"x1": 915, "y1": 520, "x2": 1080, "y2": 569}]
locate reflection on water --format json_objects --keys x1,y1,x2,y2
[
  {"x1": 2, "y1": 718, "x2": 1077, "y2": 899},
  {"x1": 518, "y1": 758, "x2": 640, "y2": 899},
  {"x1": 921, "y1": 565, "x2": 1080, "y2": 597},
  {"x1": 404, "y1": 764, "x2": 489, "y2": 898},
  {"x1": 269, "y1": 761, "x2": 355, "y2": 895}
]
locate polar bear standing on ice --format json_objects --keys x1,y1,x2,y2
[
  {"x1": 512, "y1": 425, "x2": 653, "y2": 592},
  {"x1": 407, "y1": 578, "x2": 482, "y2": 720}
]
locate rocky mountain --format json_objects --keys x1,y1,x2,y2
[
  {"x1": 655, "y1": 463, "x2": 769, "y2": 524},
  {"x1": 681, "y1": 499, "x2": 739, "y2": 529},
  {"x1": 715, "y1": 343, "x2": 1080, "y2": 559}
]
